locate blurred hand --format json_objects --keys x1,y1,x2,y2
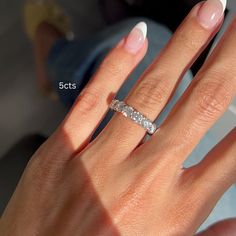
[{"x1": 0, "y1": 1, "x2": 235, "y2": 235}]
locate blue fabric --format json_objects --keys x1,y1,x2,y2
[{"x1": 47, "y1": 18, "x2": 236, "y2": 230}]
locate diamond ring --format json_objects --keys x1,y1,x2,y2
[{"x1": 109, "y1": 99, "x2": 157, "y2": 135}]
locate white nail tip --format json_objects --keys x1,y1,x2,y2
[
  {"x1": 219, "y1": 0, "x2": 227, "y2": 12},
  {"x1": 135, "y1": 22, "x2": 147, "y2": 39}
]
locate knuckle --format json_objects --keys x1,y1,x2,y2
[
  {"x1": 132, "y1": 75, "x2": 169, "y2": 110},
  {"x1": 193, "y1": 73, "x2": 233, "y2": 120},
  {"x1": 75, "y1": 87, "x2": 101, "y2": 114}
]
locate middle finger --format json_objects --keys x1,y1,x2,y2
[{"x1": 94, "y1": 0, "x2": 225, "y2": 161}]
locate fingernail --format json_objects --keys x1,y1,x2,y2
[
  {"x1": 197, "y1": 0, "x2": 227, "y2": 29},
  {"x1": 124, "y1": 22, "x2": 147, "y2": 54}
]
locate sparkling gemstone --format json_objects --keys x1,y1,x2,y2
[
  {"x1": 110, "y1": 100, "x2": 119, "y2": 110},
  {"x1": 122, "y1": 106, "x2": 134, "y2": 117},
  {"x1": 141, "y1": 119, "x2": 151, "y2": 129},
  {"x1": 117, "y1": 101, "x2": 126, "y2": 111},
  {"x1": 110, "y1": 99, "x2": 157, "y2": 135},
  {"x1": 147, "y1": 123, "x2": 156, "y2": 134},
  {"x1": 131, "y1": 111, "x2": 143, "y2": 123}
]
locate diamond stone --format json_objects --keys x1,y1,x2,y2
[
  {"x1": 110, "y1": 100, "x2": 119, "y2": 110},
  {"x1": 117, "y1": 101, "x2": 126, "y2": 112},
  {"x1": 122, "y1": 106, "x2": 134, "y2": 117},
  {"x1": 147, "y1": 123, "x2": 157, "y2": 134},
  {"x1": 131, "y1": 111, "x2": 143, "y2": 123},
  {"x1": 141, "y1": 119, "x2": 151, "y2": 129},
  {"x1": 110, "y1": 99, "x2": 158, "y2": 135}
]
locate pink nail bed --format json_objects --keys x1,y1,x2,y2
[
  {"x1": 124, "y1": 22, "x2": 147, "y2": 54},
  {"x1": 197, "y1": 0, "x2": 226, "y2": 29}
]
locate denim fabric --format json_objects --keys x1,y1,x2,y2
[{"x1": 47, "y1": 18, "x2": 236, "y2": 231}]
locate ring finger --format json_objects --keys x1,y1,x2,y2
[{"x1": 94, "y1": 0, "x2": 225, "y2": 161}]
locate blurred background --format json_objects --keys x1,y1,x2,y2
[
  {"x1": 0, "y1": 0, "x2": 235, "y2": 231},
  {"x1": 0, "y1": 0, "x2": 105, "y2": 158}
]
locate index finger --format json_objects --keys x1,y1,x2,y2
[{"x1": 54, "y1": 22, "x2": 148, "y2": 157}]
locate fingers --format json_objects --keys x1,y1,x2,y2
[
  {"x1": 51, "y1": 22, "x2": 148, "y2": 157},
  {"x1": 177, "y1": 129, "x2": 235, "y2": 227},
  {"x1": 94, "y1": 1, "x2": 224, "y2": 161},
  {"x1": 191, "y1": 128, "x2": 236, "y2": 192},
  {"x1": 167, "y1": 130, "x2": 235, "y2": 236},
  {"x1": 148, "y1": 16, "x2": 236, "y2": 165},
  {"x1": 196, "y1": 218, "x2": 236, "y2": 236}
]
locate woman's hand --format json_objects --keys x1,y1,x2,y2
[{"x1": 0, "y1": 1, "x2": 235, "y2": 235}]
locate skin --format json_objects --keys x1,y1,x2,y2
[{"x1": 0, "y1": 3, "x2": 236, "y2": 236}]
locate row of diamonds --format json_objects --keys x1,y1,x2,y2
[{"x1": 110, "y1": 100, "x2": 157, "y2": 134}]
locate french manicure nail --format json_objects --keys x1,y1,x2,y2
[
  {"x1": 197, "y1": 0, "x2": 227, "y2": 29},
  {"x1": 124, "y1": 22, "x2": 147, "y2": 54}
]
